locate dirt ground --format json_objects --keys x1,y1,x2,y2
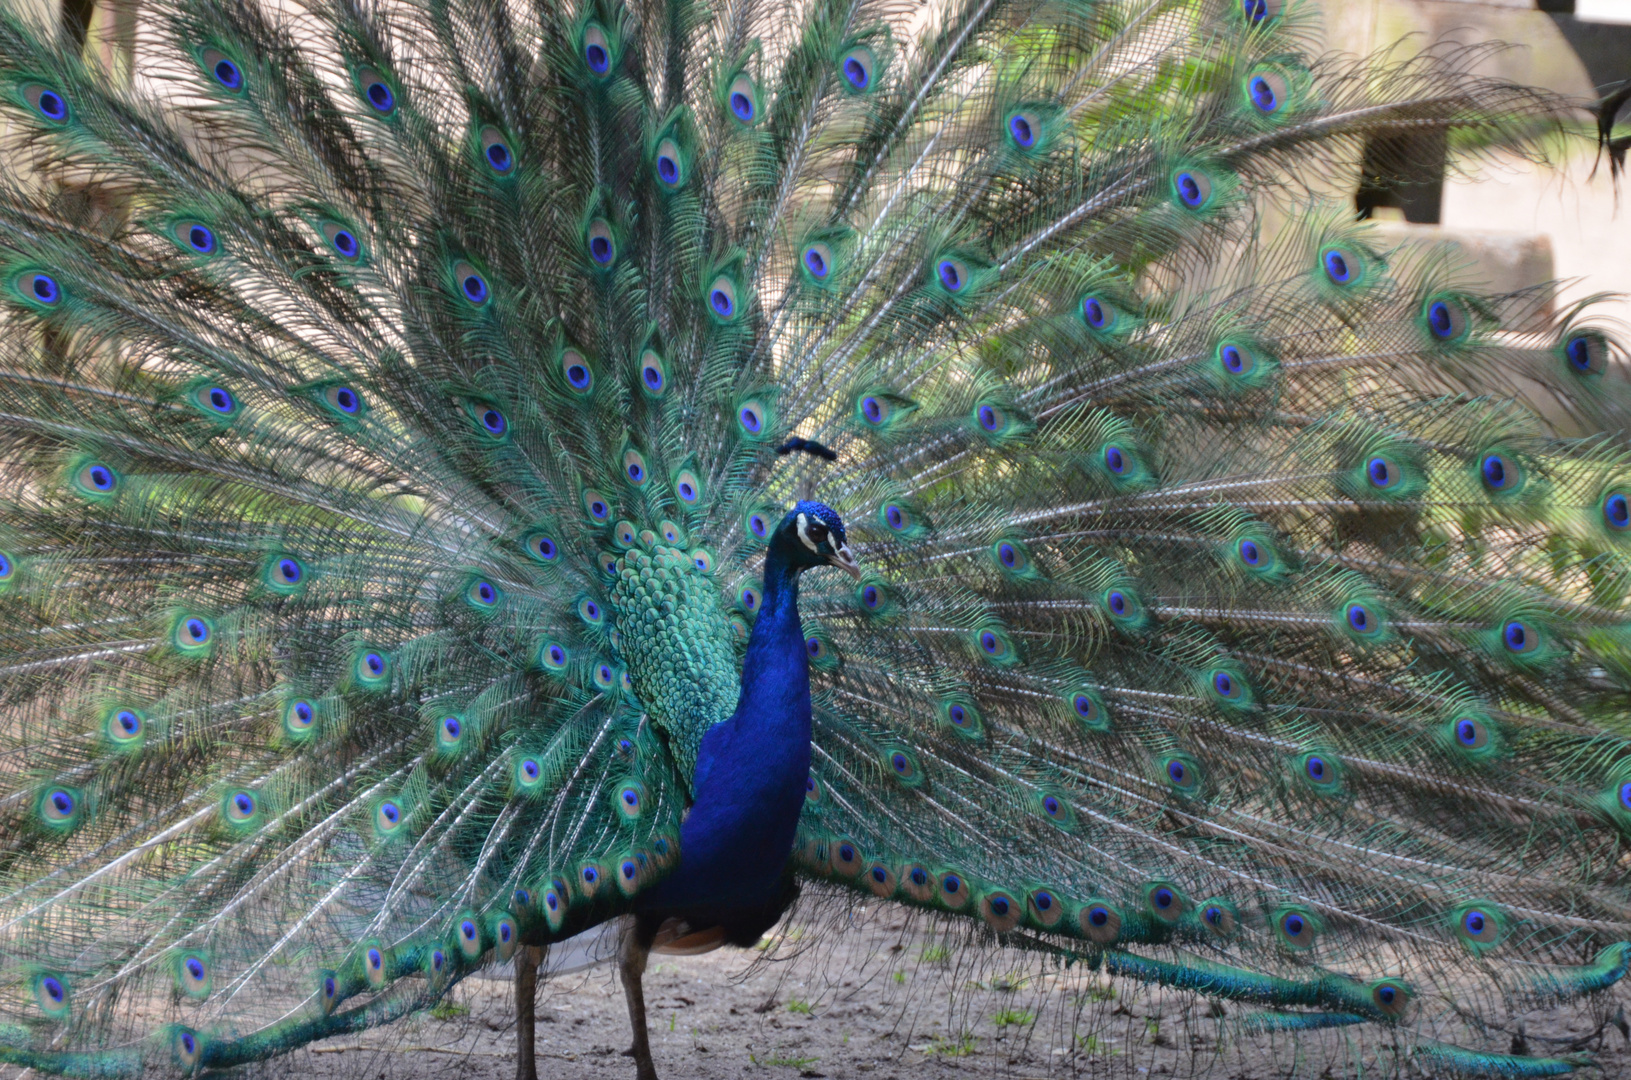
[{"x1": 233, "y1": 902, "x2": 1631, "y2": 1080}]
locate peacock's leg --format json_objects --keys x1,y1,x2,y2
[
  {"x1": 620, "y1": 917, "x2": 660, "y2": 1080},
  {"x1": 514, "y1": 943, "x2": 542, "y2": 1080}
]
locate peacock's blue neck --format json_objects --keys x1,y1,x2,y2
[{"x1": 639, "y1": 545, "x2": 812, "y2": 927}]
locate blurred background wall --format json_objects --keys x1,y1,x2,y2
[{"x1": 1325, "y1": 0, "x2": 1631, "y2": 325}]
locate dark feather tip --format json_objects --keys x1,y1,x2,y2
[{"x1": 776, "y1": 438, "x2": 838, "y2": 461}]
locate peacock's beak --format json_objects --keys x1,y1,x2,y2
[{"x1": 829, "y1": 544, "x2": 862, "y2": 580}]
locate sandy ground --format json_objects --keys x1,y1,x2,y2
[{"x1": 216, "y1": 903, "x2": 1631, "y2": 1080}]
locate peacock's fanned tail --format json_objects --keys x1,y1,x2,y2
[{"x1": 0, "y1": 0, "x2": 1625, "y2": 1074}]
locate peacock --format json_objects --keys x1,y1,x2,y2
[{"x1": 1, "y1": 0, "x2": 1629, "y2": 1075}]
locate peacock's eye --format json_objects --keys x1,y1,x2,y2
[
  {"x1": 202, "y1": 50, "x2": 244, "y2": 92},
  {"x1": 1173, "y1": 170, "x2": 1211, "y2": 209},
  {"x1": 454, "y1": 261, "x2": 488, "y2": 304},
  {"x1": 587, "y1": 219, "x2": 615, "y2": 265},
  {"x1": 322, "y1": 222, "x2": 362, "y2": 261},
  {"x1": 1006, "y1": 110, "x2": 1040, "y2": 150},
  {"x1": 708, "y1": 276, "x2": 738, "y2": 319},
  {"x1": 357, "y1": 67, "x2": 395, "y2": 113},
  {"x1": 584, "y1": 24, "x2": 612, "y2": 75},
  {"x1": 803, "y1": 242, "x2": 833, "y2": 279},
  {"x1": 655, "y1": 140, "x2": 683, "y2": 187},
  {"x1": 1322, "y1": 246, "x2": 1359, "y2": 285},
  {"x1": 23, "y1": 84, "x2": 68, "y2": 123},
  {"x1": 839, "y1": 47, "x2": 874, "y2": 92},
  {"x1": 728, "y1": 74, "x2": 758, "y2": 124},
  {"x1": 480, "y1": 127, "x2": 514, "y2": 173},
  {"x1": 176, "y1": 220, "x2": 217, "y2": 255}
]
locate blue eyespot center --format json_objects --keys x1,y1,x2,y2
[
  {"x1": 1428, "y1": 301, "x2": 1454, "y2": 339},
  {"x1": 804, "y1": 247, "x2": 827, "y2": 277},
  {"x1": 1324, "y1": 249, "x2": 1353, "y2": 284},
  {"x1": 657, "y1": 154, "x2": 679, "y2": 184},
  {"x1": 213, "y1": 58, "x2": 243, "y2": 90},
  {"x1": 1567, "y1": 335, "x2": 1596, "y2": 371},
  {"x1": 367, "y1": 82, "x2": 393, "y2": 111},
  {"x1": 586, "y1": 43, "x2": 609, "y2": 72},
  {"x1": 28, "y1": 273, "x2": 61, "y2": 305},
  {"x1": 462, "y1": 272, "x2": 489, "y2": 303},
  {"x1": 937, "y1": 260, "x2": 963, "y2": 291},
  {"x1": 844, "y1": 57, "x2": 868, "y2": 89},
  {"x1": 1176, "y1": 173, "x2": 1203, "y2": 206},
  {"x1": 1606, "y1": 493, "x2": 1630, "y2": 530},
  {"x1": 1367, "y1": 457, "x2": 1392, "y2": 487},
  {"x1": 187, "y1": 224, "x2": 216, "y2": 253},
  {"x1": 1347, "y1": 604, "x2": 1370, "y2": 632},
  {"x1": 1008, "y1": 114, "x2": 1033, "y2": 147},
  {"x1": 711, "y1": 288, "x2": 734, "y2": 316},
  {"x1": 34, "y1": 89, "x2": 66, "y2": 120},
  {"x1": 1239, "y1": 539, "x2": 1260, "y2": 565},
  {"x1": 1249, "y1": 75, "x2": 1277, "y2": 111},
  {"x1": 730, "y1": 91, "x2": 754, "y2": 121}
]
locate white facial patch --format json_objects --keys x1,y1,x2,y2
[{"x1": 796, "y1": 512, "x2": 820, "y2": 553}]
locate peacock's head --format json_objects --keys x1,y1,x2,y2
[{"x1": 774, "y1": 501, "x2": 861, "y2": 579}]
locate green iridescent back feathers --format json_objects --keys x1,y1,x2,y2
[{"x1": 0, "y1": 0, "x2": 1627, "y2": 1073}]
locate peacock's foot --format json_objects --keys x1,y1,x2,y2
[{"x1": 620, "y1": 917, "x2": 660, "y2": 1080}]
